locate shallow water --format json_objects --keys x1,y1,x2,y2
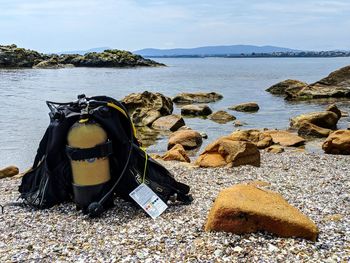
[{"x1": 1, "y1": 57, "x2": 350, "y2": 170}]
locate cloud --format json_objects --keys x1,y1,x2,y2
[{"x1": 0, "y1": 0, "x2": 349, "y2": 52}]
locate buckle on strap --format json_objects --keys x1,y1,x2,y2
[{"x1": 66, "y1": 141, "x2": 113, "y2": 161}]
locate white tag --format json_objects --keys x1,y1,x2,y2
[{"x1": 129, "y1": 183, "x2": 168, "y2": 219}]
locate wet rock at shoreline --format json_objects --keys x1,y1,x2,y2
[
  {"x1": 266, "y1": 79, "x2": 308, "y2": 95},
  {"x1": 168, "y1": 130, "x2": 203, "y2": 150},
  {"x1": 264, "y1": 130, "x2": 305, "y2": 147},
  {"x1": 180, "y1": 104, "x2": 212, "y2": 116},
  {"x1": 326, "y1": 104, "x2": 342, "y2": 119},
  {"x1": 290, "y1": 111, "x2": 339, "y2": 130},
  {"x1": 162, "y1": 144, "x2": 190, "y2": 163},
  {"x1": 0, "y1": 165, "x2": 19, "y2": 179},
  {"x1": 122, "y1": 91, "x2": 173, "y2": 127},
  {"x1": 172, "y1": 92, "x2": 223, "y2": 104},
  {"x1": 267, "y1": 66, "x2": 350, "y2": 100},
  {"x1": 151, "y1": 114, "x2": 185, "y2": 131},
  {"x1": 322, "y1": 130, "x2": 350, "y2": 155},
  {"x1": 229, "y1": 129, "x2": 273, "y2": 149},
  {"x1": 33, "y1": 56, "x2": 74, "y2": 69},
  {"x1": 208, "y1": 110, "x2": 236, "y2": 124},
  {"x1": 297, "y1": 122, "x2": 332, "y2": 137},
  {"x1": 135, "y1": 126, "x2": 160, "y2": 147},
  {"x1": 229, "y1": 102, "x2": 259, "y2": 112},
  {"x1": 233, "y1": 120, "x2": 246, "y2": 127},
  {"x1": 196, "y1": 138, "x2": 260, "y2": 168},
  {"x1": 205, "y1": 184, "x2": 319, "y2": 241}
]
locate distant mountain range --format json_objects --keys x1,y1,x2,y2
[
  {"x1": 58, "y1": 47, "x2": 110, "y2": 55},
  {"x1": 133, "y1": 45, "x2": 301, "y2": 57}
]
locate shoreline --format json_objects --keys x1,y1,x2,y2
[{"x1": 0, "y1": 151, "x2": 348, "y2": 261}]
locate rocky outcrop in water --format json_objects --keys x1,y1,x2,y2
[
  {"x1": 267, "y1": 65, "x2": 350, "y2": 100},
  {"x1": 266, "y1": 79, "x2": 308, "y2": 95},
  {"x1": 0, "y1": 45, "x2": 45, "y2": 67},
  {"x1": 229, "y1": 102, "x2": 260, "y2": 112},
  {"x1": 172, "y1": 92, "x2": 223, "y2": 104},
  {"x1": 122, "y1": 91, "x2": 173, "y2": 127},
  {"x1": 0, "y1": 44, "x2": 164, "y2": 68}
]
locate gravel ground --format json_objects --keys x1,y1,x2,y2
[{"x1": 0, "y1": 151, "x2": 349, "y2": 262}]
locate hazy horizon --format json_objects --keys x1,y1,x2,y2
[{"x1": 1, "y1": 0, "x2": 350, "y2": 53}]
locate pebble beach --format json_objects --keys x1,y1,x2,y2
[{"x1": 0, "y1": 151, "x2": 349, "y2": 262}]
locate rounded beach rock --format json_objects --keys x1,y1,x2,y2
[
  {"x1": 162, "y1": 144, "x2": 190, "y2": 163},
  {"x1": 172, "y1": 92, "x2": 223, "y2": 104},
  {"x1": 322, "y1": 130, "x2": 350, "y2": 155},
  {"x1": 290, "y1": 111, "x2": 339, "y2": 130},
  {"x1": 195, "y1": 138, "x2": 260, "y2": 168},
  {"x1": 151, "y1": 114, "x2": 185, "y2": 131},
  {"x1": 208, "y1": 110, "x2": 236, "y2": 124},
  {"x1": 229, "y1": 102, "x2": 259, "y2": 112},
  {"x1": 180, "y1": 104, "x2": 212, "y2": 116},
  {"x1": 205, "y1": 184, "x2": 319, "y2": 241},
  {"x1": 0, "y1": 165, "x2": 19, "y2": 179},
  {"x1": 168, "y1": 130, "x2": 203, "y2": 150},
  {"x1": 263, "y1": 130, "x2": 305, "y2": 147}
]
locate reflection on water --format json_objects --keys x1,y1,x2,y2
[{"x1": 1, "y1": 57, "x2": 350, "y2": 170}]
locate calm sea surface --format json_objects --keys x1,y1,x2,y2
[{"x1": 1, "y1": 57, "x2": 350, "y2": 170}]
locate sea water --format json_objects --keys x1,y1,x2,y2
[{"x1": 1, "y1": 57, "x2": 350, "y2": 170}]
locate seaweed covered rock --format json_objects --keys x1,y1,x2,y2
[
  {"x1": 266, "y1": 79, "x2": 308, "y2": 95},
  {"x1": 208, "y1": 111, "x2": 236, "y2": 124},
  {"x1": 67, "y1": 49, "x2": 164, "y2": 67},
  {"x1": 122, "y1": 91, "x2": 173, "y2": 127},
  {"x1": 172, "y1": 92, "x2": 223, "y2": 104},
  {"x1": 0, "y1": 45, "x2": 164, "y2": 68},
  {"x1": 229, "y1": 102, "x2": 259, "y2": 112},
  {"x1": 0, "y1": 44, "x2": 45, "y2": 68},
  {"x1": 195, "y1": 138, "x2": 260, "y2": 168},
  {"x1": 205, "y1": 184, "x2": 319, "y2": 241},
  {"x1": 181, "y1": 104, "x2": 212, "y2": 116},
  {"x1": 33, "y1": 56, "x2": 74, "y2": 69},
  {"x1": 322, "y1": 130, "x2": 350, "y2": 155}
]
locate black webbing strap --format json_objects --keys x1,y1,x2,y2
[{"x1": 66, "y1": 141, "x2": 113, "y2": 161}]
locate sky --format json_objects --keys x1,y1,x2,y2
[{"x1": 1, "y1": 0, "x2": 350, "y2": 53}]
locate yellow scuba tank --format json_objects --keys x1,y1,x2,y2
[{"x1": 67, "y1": 120, "x2": 112, "y2": 209}]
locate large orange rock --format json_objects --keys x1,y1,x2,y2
[
  {"x1": 196, "y1": 138, "x2": 260, "y2": 168},
  {"x1": 290, "y1": 111, "x2": 339, "y2": 130},
  {"x1": 168, "y1": 130, "x2": 203, "y2": 150},
  {"x1": 162, "y1": 144, "x2": 190, "y2": 162},
  {"x1": 322, "y1": 130, "x2": 350, "y2": 155},
  {"x1": 263, "y1": 130, "x2": 305, "y2": 147},
  {"x1": 0, "y1": 165, "x2": 19, "y2": 179},
  {"x1": 229, "y1": 130, "x2": 273, "y2": 149},
  {"x1": 205, "y1": 184, "x2": 319, "y2": 241}
]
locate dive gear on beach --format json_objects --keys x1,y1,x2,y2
[{"x1": 19, "y1": 95, "x2": 193, "y2": 217}]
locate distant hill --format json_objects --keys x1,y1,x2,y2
[
  {"x1": 134, "y1": 45, "x2": 301, "y2": 57},
  {"x1": 58, "y1": 47, "x2": 111, "y2": 55}
]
